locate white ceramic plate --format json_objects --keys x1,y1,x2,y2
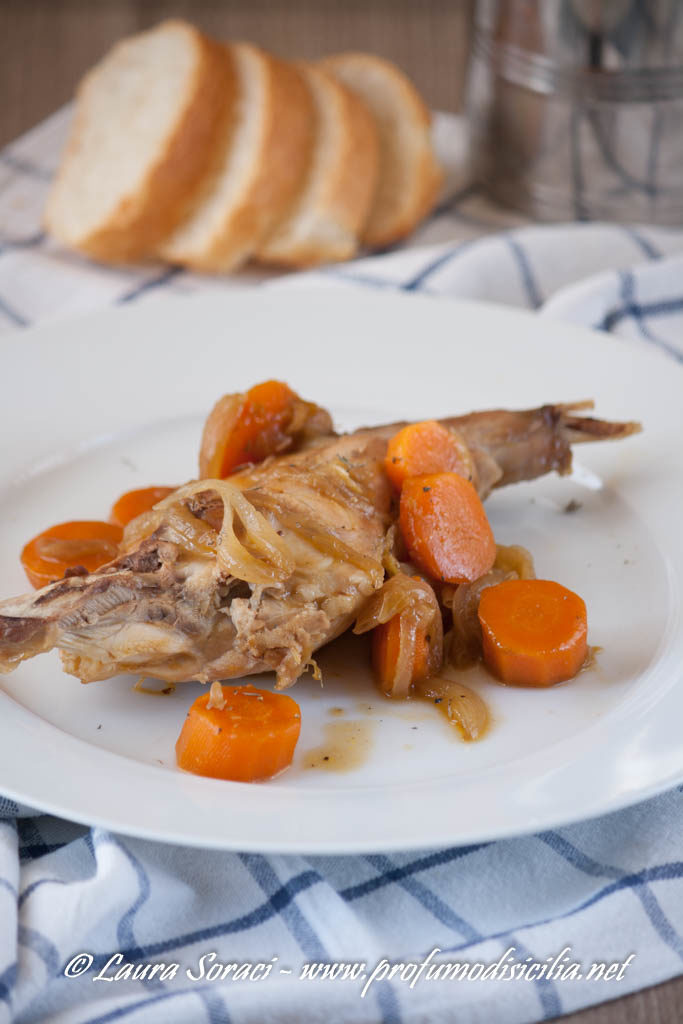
[{"x1": 0, "y1": 286, "x2": 681, "y2": 852}]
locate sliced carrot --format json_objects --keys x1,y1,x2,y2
[
  {"x1": 199, "y1": 380, "x2": 334, "y2": 479},
  {"x1": 478, "y1": 578, "x2": 588, "y2": 687},
  {"x1": 110, "y1": 486, "x2": 176, "y2": 527},
  {"x1": 176, "y1": 683, "x2": 301, "y2": 782},
  {"x1": 399, "y1": 472, "x2": 496, "y2": 584},
  {"x1": 385, "y1": 420, "x2": 471, "y2": 490},
  {"x1": 373, "y1": 615, "x2": 430, "y2": 691},
  {"x1": 21, "y1": 520, "x2": 123, "y2": 589},
  {"x1": 199, "y1": 380, "x2": 297, "y2": 478}
]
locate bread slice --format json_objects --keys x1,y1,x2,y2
[
  {"x1": 256, "y1": 63, "x2": 379, "y2": 268},
  {"x1": 159, "y1": 43, "x2": 314, "y2": 273},
  {"x1": 319, "y1": 53, "x2": 443, "y2": 249},
  {"x1": 44, "y1": 20, "x2": 233, "y2": 263}
]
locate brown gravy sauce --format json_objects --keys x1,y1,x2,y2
[
  {"x1": 303, "y1": 646, "x2": 600, "y2": 770},
  {"x1": 581, "y1": 645, "x2": 602, "y2": 673},
  {"x1": 303, "y1": 720, "x2": 373, "y2": 772}
]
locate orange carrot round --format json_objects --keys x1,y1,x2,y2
[
  {"x1": 21, "y1": 520, "x2": 123, "y2": 589},
  {"x1": 399, "y1": 472, "x2": 496, "y2": 584},
  {"x1": 385, "y1": 420, "x2": 471, "y2": 491},
  {"x1": 478, "y1": 578, "x2": 588, "y2": 687},
  {"x1": 199, "y1": 380, "x2": 298, "y2": 478},
  {"x1": 110, "y1": 486, "x2": 175, "y2": 527},
  {"x1": 176, "y1": 683, "x2": 302, "y2": 782}
]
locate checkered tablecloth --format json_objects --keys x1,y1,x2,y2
[{"x1": 2, "y1": 107, "x2": 683, "y2": 1024}]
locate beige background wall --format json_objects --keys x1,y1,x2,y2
[{"x1": 0, "y1": 0, "x2": 474, "y2": 147}]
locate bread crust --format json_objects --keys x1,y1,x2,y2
[
  {"x1": 45, "y1": 30, "x2": 440, "y2": 269},
  {"x1": 45, "y1": 21, "x2": 234, "y2": 264},
  {"x1": 162, "y1": 44, "x2": 314, "y2": 272},
  {"x1": 256, "y1": 63, "x2": 379, "y2": 268},
  {"x1": 320, "y1": 52, "x2": 443, "y2": 249}
]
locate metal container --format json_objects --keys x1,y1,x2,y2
[{"x1": 467, "y1": 0, "x2": 683, "y2": 223}]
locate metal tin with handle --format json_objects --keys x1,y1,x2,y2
[{"x1": 467, "y1": 0, "x2": 683, "y2": 223}]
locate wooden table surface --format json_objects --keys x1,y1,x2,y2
[{"x1": 1, "y1": 2, "x2": 681, "y2": 1021}]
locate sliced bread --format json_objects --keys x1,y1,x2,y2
[
  {"x1": 159, "y1": 43, "x2": 314, "y2": 273},
  {"x1": 44, "y1": 20, "x2": 233, "y2": 263},
  {"x1": 256, "y1": 63, "x2": 379, "y2": 268},
  {"x1": 319, "y1": 53, "x2": 443, "y2": 249}
]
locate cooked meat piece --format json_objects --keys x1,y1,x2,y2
[{"x1": 0, "y1": 403, "x2": 639, "y2": 688}]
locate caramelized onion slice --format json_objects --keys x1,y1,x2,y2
[
  {"x1": 381, "y1": 525, "x2": 402, "y2": 577},
  {"x1": 122, "y1": 501, "x2": 218, "y2": 558},
  {"x1": 449, "y1": 568, "x2": 514, "y2": 668},
  {"x1": 121, "y1": 509, "x2": 162, "y2": 552},
  {"x1": 354, "y1": 573, "x2": 439, "y2": 635},
  {"x1": 165, "y1": 504, "x2": 218, "y2": 555},
  {"x1": 199, "y1": 394, "x2": 243, "y2": 479},
  {"x1": 206, "y1": 681, "x2": 227, "y2": 710},
  {"x1": 416, "y1": 676, "x2": 489, "y2": 742},
  {"x1": 494, "y1": 544, "x2": 536, "y2": 579},
  {"x1": 355, "y1": 573, "x2": 443, "y2": 697},
  {"x1": 156, "y1": 480, "x2": 295, "y2": 586},
  {"x1": 447, "y1": 542, "x2": 536, "y2": 668}
]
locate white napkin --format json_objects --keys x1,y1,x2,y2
[{"x1": 1, "y1": 108, "x2": 683, "y2": 1024}]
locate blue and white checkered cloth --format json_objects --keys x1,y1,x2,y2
[{"x1": 2, "y1": 107, "x2": 683, "y2": 1024}]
